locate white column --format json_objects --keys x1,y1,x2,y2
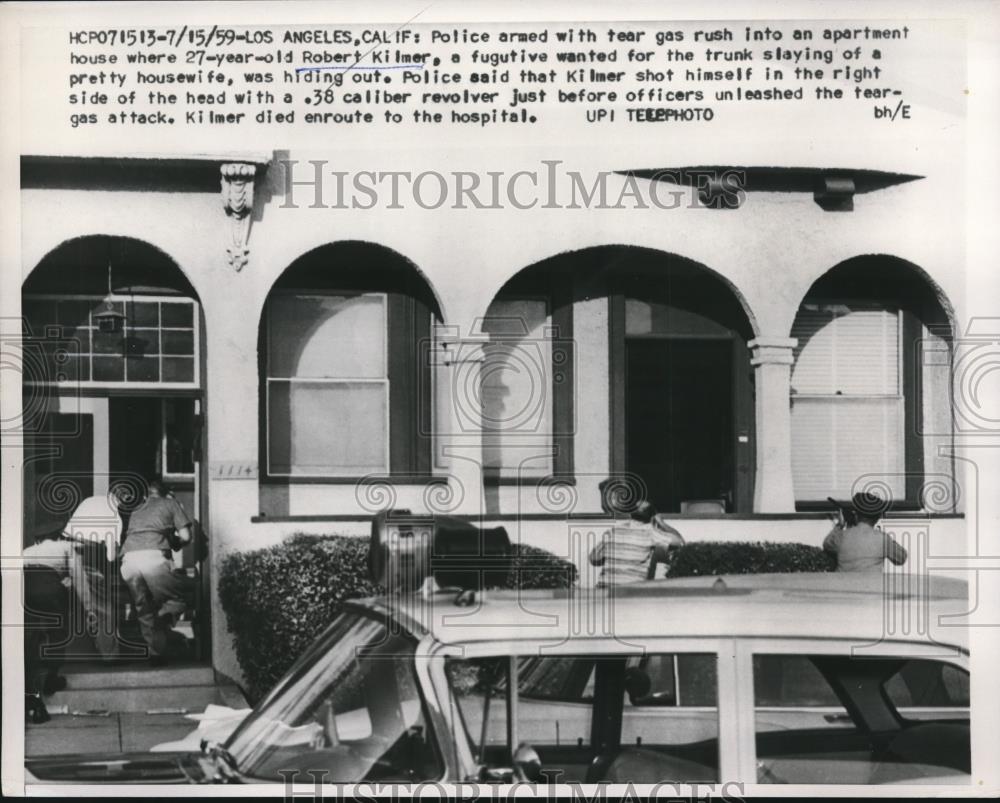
[{"x1": 749, "y1": 337, "x2": 798, "y2": 513}]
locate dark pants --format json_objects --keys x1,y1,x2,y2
[{"x1": 23, "y1": 566, "x2": 70, "y2": 695}]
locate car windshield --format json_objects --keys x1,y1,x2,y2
[{"x1": 225, "y1": 611, "x2": 441, "y2": 782}]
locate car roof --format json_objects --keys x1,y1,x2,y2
[{"x1": 348, "y1": 572, "x2": 969, "y2": 651}]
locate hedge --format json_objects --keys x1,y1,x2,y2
[
  {"x1": 665, "y1": 540, "x2": 836, "y2": 578},
  {"x1": 219, "y1": 534, "x2": 831, "y2": 700},
  {"x1": 218, "y1": 533, "x2": 577, "y2": 701}
]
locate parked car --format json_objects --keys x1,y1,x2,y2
[
  {"x1": 26, "y1": 573, "x2": 970, "y2": 786},
  {"x1": 26, "y1": 516, "x2": 971, "y2": 786}
]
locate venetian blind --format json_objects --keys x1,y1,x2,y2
[{"x1": 790, "y1": 303, "x2": 904, "y2": 500}]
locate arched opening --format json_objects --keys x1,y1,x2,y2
[
  {"x1": 258, "y1": 242, "x2": 442, "y2": 490},
  {"x1": 21, "y1": 234, "x2": 209, "y2": 659},
  {"x1": 482, "y1": 245, "x2": 757, "y2": 515},
  {"x1": 789, "y1": 255, "x2": 956, "y2": 510}
]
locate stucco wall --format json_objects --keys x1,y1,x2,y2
[{"x1": 20, "y1": 150, "x2": 969, "y2": 682}]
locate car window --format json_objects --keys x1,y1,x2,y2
[
  {"x1": 883, "y1": 659, "x2": 970, "y2": 718},
  {"x1": 446, "y1": 656, "x2": 595, "y2": 753},
  {"x1": 618, "y1": 653, "x2": 719, "y2": 783},
  {"x1": 678, "y1": 654, "x2": 718, "y2": 707},
  {"x1": 753, "y1": 653, "x2": 970, "y2": 785},
  {"x1": 753, "y1": 654, "x2": 844, "y2": 708},
  {"x1": 226, "y1": 612, "x2": 441, "y2": 783},
  {"x1": 518, "y1": 655, "x2": 597, "y2": 703},
  {"x1": 446, "y1": 653, "x2": 719, "y2": 784}
]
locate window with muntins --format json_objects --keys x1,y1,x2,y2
[{"x1": 22, "y1": 295, "x2": 199, "y2": 388}]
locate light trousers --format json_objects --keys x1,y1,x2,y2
[{"x1": 120, "y1": 549, "x2": 188, "y2": 657}]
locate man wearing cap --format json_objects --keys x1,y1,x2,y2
[{"x1": 823, "y1": 491, "x2": 907, "y2": 572}]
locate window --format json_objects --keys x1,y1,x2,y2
[
  {"x1": 481, "y1": 298, "x2": 554, "y2": 476},
  {"x1": 262, "y1": 287, "x2": 434, "y2": 480},
  {"x1": 618, "y1": 653, "x2": 719, "y2": 782},
  {"x1": 445, "y1": 653, "x2": 718, "y2": 784},
  {"x1": 479, "y1": 282, "x2": 574, "y2": 481},
  {"x1": 22, "y1": 295, "x2": 199, "y2": 388},
  {"x1": 266, "y1": 293, "x2": 389, "y2": 476},
  {"x1": 790, "y1": 303, "x2": 906, "y2": 502},
  {"x1": 160, "y1": 399, "x2": 197, "y2": 480},
  {"x1": 753, "y1": 654, "x2": 970, "y2": 784},
  {"x1": 225, "y1": 613, "x2": 442, "y2": 782},
  {"x1": 883, "y1": 659, "x2": 970, "y2": 718}
]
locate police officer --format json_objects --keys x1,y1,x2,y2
[{"x1": 823, "y1": 491, "x2": 907, "y2": 572}]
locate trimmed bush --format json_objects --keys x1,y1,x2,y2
[
  {"x1": 665, "y1": 541, "x2": 836, "y2": 578},
  {"x1": 218, "y1": 533, "x2": 577, "y2": 701},
  {"x1": 502, "y1": 542, "x2": 578, "y2": 590}
]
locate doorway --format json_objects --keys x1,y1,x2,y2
[
  {"x1": 22, "y1": 235, "x2": 209, "y2": 664},
  {"x1": 108, "y1": 395, "x2": 208, "y2": 661},
  {"x1": 626, "y1": 339, "x2": 734, "y2": 513},
  {"x1": 22, "y1": 394, "x2": 209, "y2": 663}
]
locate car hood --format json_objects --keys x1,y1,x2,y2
[{"x1": 25, "y1": 751, "x2": 206, "y2": 784}]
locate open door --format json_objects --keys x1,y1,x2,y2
[
  {"x1": 626, "y1": 339, "x2": 734, "y2": 513},
  {"x1": 108, "y1": 395, "x2": 209, "y2": 662}
]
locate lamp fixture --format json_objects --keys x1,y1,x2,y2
[{"x1": 93, "y1": 260, "x2": 127, "y2": 333}]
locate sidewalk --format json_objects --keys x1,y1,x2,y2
[
  {"x1": 25, "y1": 661, "x2": 249, "y2": 758},
  {"x1": 27, "y1": 711, "x2": 197, "y2": 757}
]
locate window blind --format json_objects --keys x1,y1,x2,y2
[
  {"x1": 790, "y1": 303, "x2": 904, "y2": 501},
  {"x1": 791, "y1": 304, "x2": 899, "y2": 396}
]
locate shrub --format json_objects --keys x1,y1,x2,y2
[
  {"x1": 218, "y1": 533, "x2": 577, "y2": 701},
  {"x1": 665, "y1": 541, "x2": 836, "y2": 578},
  {"x1": 503, "y1": 542, "x2": 578, "y2": 590}
]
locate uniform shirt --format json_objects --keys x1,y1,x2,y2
[
  {"x1": 121, "y1": 495, "x2": 192, "y2": 554},
  {"x1": 823, "y1": 521, "x2": 907, "y2": 572},
  {"x1": 590, "y1": 520, "x2": 685, "y2": 587}
]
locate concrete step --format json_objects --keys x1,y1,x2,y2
[
  {"x1": 45, "y1": 684, "x2": 230, "y2": 713},
  {"x1": 62, "y1": 664, "x2": 215, "y2": 689}
]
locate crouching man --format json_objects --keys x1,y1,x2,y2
[
  {"x1": 590, "y1": 500, "x2": 685, "y2": 587},
  {"x1": 119, "y1": 479, "x2": 193, "y2": 665}
]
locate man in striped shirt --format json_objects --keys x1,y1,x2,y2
[{"x1": 590, "y1": 500, "x2": 685, "y2": 587}]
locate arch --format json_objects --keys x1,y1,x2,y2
[
  {"x1": 479, "y1": 244, "x2": 759, "y2": 515},
  {"x1": 786, "y1": 253, "x2": 957, "y2": 510},
  {"x1": 23, "y1": 234, "x2": 199, "y2": 300},
  {"x1": 257, "y1": 241, "x2": 440, "y2": 501},
  {"x1": 267, "y1": 240, "x2": 445, "y2": 324},
  {"x1": 20, "y1": 234, "x2": 209, "y2": 585},
  {"x1": 789, "y1": 254, "x2": 956, "y2": 340},
  {"x1": 482, "y1": 244, "x2": 759, "y2": 339}
]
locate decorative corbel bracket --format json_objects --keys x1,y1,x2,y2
[{"x1": 221, "y1": 162, "x2": 259, "y2": 271}]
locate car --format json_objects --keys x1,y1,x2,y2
[{"x1": 26, "y1": 515, "x2": 971, "y2": 786}]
